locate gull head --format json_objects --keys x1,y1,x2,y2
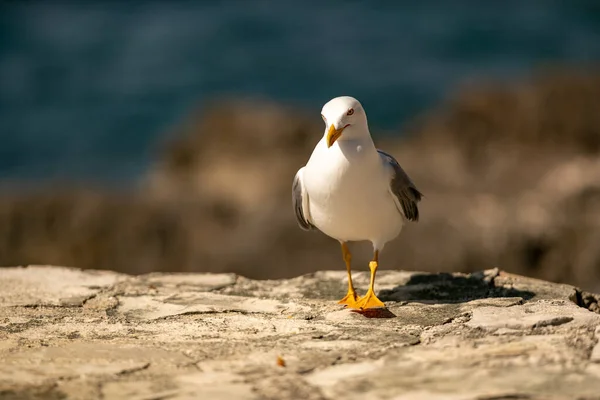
[{"x1": 321, "y1": 96, "x2": 369, "y2": 148}]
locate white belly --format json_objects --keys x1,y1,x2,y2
[{"x1": 304, "y1": 139, "x2": 404, "y2": 248}]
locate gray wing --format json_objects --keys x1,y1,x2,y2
[
  {"x1": 292, "y1": 167, "x2": 315, "y2": 231},
  {"x1": 378, "y1": 150, "x2": 423, "y2": 222}
]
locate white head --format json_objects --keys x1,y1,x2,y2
[{"x1": 321, "y1": 96, "x2": 369, "y2": 148}]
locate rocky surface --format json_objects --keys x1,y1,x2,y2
[{"x1": 1, "y1": 265, "x2": 600, "y2": 400}]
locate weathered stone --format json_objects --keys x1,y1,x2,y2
[
  {"x1": 117, "y1": 292, "x2": 309, "y2": 320},
  {"x1": 137, "y1": 272, "x2": 237, "y2": 291},
  {"x1": 466, "y1": 301, "x2": 599, "y2": 331},
  {"x1": 591, "y1": 326, "x2": 600, "y2": 363},
  {"x1": 101, "y1": 372, "x2": 258, "y2": 400},
  {"x1": 0, "y1": 265, "x2": 125, "y2": 307},
  {"x1": 0, "y1": 265, "x2": 599, "y2": 400}
]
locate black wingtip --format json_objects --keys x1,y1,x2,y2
[
  {"x1": 402, "y1": 188, "x2": 423, "y2": 222},
  {"x1": 410, "y1": 187, "x2": 423, "y2": 202}
]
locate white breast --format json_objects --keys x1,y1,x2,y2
[{"x1": 303, "y1": 138, "x2": 404, "y2": 249}]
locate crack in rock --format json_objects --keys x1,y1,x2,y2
[{"x1": 116, "y1": 362, "x2": 151, "y2": 376}]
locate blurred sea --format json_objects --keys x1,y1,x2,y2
[{"x1": 1, "y1": 1, "x2": 599, "y2": 184}]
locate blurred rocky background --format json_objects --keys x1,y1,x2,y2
[{"x1": 1, "y1": 2, "x2": 600, "y2": 292}]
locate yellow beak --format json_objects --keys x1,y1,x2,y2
[{"x1": 326, "y1": 124, "x2": 346, "y2": 148}]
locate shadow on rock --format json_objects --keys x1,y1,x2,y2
[
  {"x1": 379, "y1": 272, "x2": 535, "y2": 304},
  {"x1": 350, "y1": 308, "x2": 397, "y2": 319}
]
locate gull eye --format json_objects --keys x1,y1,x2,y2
[{"x1": 347, "y1": 108, "x2": 354, "y2": 116}]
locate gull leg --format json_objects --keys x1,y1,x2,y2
[
  {"x1": 337, "y1": 242, "x2": 359, "y2": 308},
  {"x1": 356, "y1": 250, "x2": 386, "y2": 309}
]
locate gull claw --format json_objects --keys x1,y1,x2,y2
[{"x1": 338, "y1": 291, "x2": 360, "y2": 308}]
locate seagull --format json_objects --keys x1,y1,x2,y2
[{"x1": 292, "y1": 96, "x2": 422, "y2": 309}]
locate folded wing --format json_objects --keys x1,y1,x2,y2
[
  {"x1": 378, "y1": 150, "x2": 423, "y2": 222},
  {"x1": 292, "y1": 167, "x2": 315, "y2": 230}
]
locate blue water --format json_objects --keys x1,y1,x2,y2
[{"x1": 1, "y1": 1, "x2": 600, "y2": 184}]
